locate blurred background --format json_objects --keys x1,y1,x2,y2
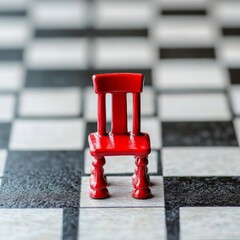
[
  {"x1": 1, "y1": 0, "x2": 240, "y2": 122},
  {"x1": 0, "y1": 0, "x2": 240, "y2": 88}
]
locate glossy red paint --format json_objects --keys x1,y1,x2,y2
[{"x1": 88, "y1": 73, "x2": 152, "y2": 199}]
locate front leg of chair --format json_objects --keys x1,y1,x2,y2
[
  {"x1": 90, "y1": 156, "x2": 109, "y2": 199},
  {"x1": 132, "y1": 157, "x2": 150, "y2": 185},
  {"x1": 132, "y1": 156, "x2": 152, "y2": 199}
]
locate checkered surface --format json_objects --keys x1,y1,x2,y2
[{"x1": 0, "y1": 0, "x2": 240, "y2": 239}]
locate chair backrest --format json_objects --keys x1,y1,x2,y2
[{"x1": 93, "y1": 73, "x2": 144, "y2": 135}]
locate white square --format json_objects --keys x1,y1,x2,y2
[
  {"x1": 0, "y1": 18, "x2": 29, "y2": 48},
  {"x1": 159, "y1": 93, "x2": 231, "y2": 121},
  {"x1": 94, "y1": 0, "x2": 151, "y2": 28},
  {"x1": 19, "y1": 88, "x2": 81, "y2": 117},
  {"x1": 0, "y1": 209, "x2": 62, "y2": 240},
  {"x1": 79, "y1": 208, "x2": 166, "y2": 240},
  {"x1": 159, "y1": 0, "x2": 207, "y2": 9},
  {"x1": 180, "y1": 207, "x2": 240, "y2": 240},
  {"x1": 162, "y1": 147, "x2": 240, "y2": 176},
  {"x1": 153, "y1": 60, "x2": 228, "y2": 90},
  {"x1": 0, "y1": 95, "x2": 16, "y2": 122},
  {"x1": 10, "y1": 119, "x2": 85, "y2": 150},
  {"x1": 84, "y1": 148, "x2": 158, "y2": 174},
  {"x1": 234, "y1": 118, "x2": 240, "y2": 146},
  {"x1": 141, "y1": 118, "x2": 162, "y2": 149},
  {"x1": 153, "y1": 18, "x2": 216, "y2": 47},
  {"x1": 0, "y1": 0, "x2": 28, "y2": 10},
  {"x1": 219, "y1": 38, "x2": 240, "y2": 67},
  {"x1": 230, "y1": 86, "x2": 240, "y2": 115},
  {"x1": 93, "y1": 38, "x2": 154, "y2": 68},
  {"x1": 32, "y1": 1, "x2": 87, "y2": 29},
  {"x1": 25, "y1": 38, "x2": 88, "y2": 69},
  {"x1": 214, "y1": 1, "x2": 240, "y2": 25},
  {"x1": 84, "y1": 87, "x2": 155, "y2": 121},
  {"x1": 0, "y1": 63, "x2": 24, "y2": 91},
  {"x1": 80, "y1": 176, "x2": 164, "y2": 208},
  {"x1": 0, "y1": 150, "x2": 7, "y2": 177}
]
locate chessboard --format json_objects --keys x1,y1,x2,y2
[{"x1": 0, "y1": 0, "x2": 240, "y2": 239}]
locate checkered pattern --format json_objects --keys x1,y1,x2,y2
[{"x1": 0, "y1": 0, "x2": 240, "y2": 239}]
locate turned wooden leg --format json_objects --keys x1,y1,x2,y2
[
  {"x1": 91, "y1": 166, "x2": 107, "y2": 182},
  {"x1": 132, "y1": 157, "x2": 150, "y2": 185},
  {"x1": 90, "y1": 156, "x2": 109, "y2": 199},
  {"x1": 132, "y1": 156, "x2": 152, "y2": 199}
]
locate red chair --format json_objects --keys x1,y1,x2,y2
[{"x1": 88, "y1": 73, "x2": 152, "y2": 199}]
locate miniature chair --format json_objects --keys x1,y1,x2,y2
[{"x1": 88, "y1": 73, "x2": 152, "y2": 199}]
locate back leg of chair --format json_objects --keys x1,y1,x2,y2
[
  {"x1": 132, "y1": 156, "x2": 152, "y2": 199},
  {"x1": 90, "y1": 156, "x2": 109, "y2": 199}
]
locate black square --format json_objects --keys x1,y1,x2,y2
[
  {"x1": 229, "y1": 69, "x2": 240, "y2": 84},
  {"x1": 164, "y1": 177, "x2": 240, "y2": 209},
  {"x1": 35, "y1": 29, "x2": 87, "y2": 38},
  {"x1": 0, "y1": 10, "x2": 26, "y2": 16},
  {"x1": 0, "y1": 123, "x2": 11, "y2": 148},
  {"x1": 162, "y1": 121, "x2": 239, "y2": 146},
  {"x1": 161, "y1": 9, "x2": 207, "y2": 16},
  {"x1": 164, "y1": 176, "x2": 240, "y2": 239},
  {"x1": 222, "y1": 28, "x2": 240, "y2": 36},
  {"x1": 35, "y1": 28, "x2": 148, "y2": 38},
  {"x1": 26, "y1": 70, "x2": 90, "y2": 87},
  {"x1": 0, "y1": 49, "x2": 23, "y2": 61},
  {"x1": 160, "y1": 48, "x2": 215, "y2": 59},
  {"x1": 0, "y1": 151, "x2": 83, "y2": 208}
]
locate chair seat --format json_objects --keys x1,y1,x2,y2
[{"x1": 88, "y1": 132, "x2": 151, "y2": 157}]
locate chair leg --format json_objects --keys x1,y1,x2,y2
[
  {"x1": 133, "y1": 166, "x2": 150, "y2": 185},
  {"x1": 90, "y1": 156, "x2": 109, "y2": 199},
  {"x1": 132, "y1": 156, "x2": 152, "y2": 199}
]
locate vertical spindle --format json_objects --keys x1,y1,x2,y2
[
  {"x1": 98, "y1": 93, "x2": 106, "y2": 135},
  {"x1": 132, "y1": 93, "x2": 140, "y2": 135}
]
